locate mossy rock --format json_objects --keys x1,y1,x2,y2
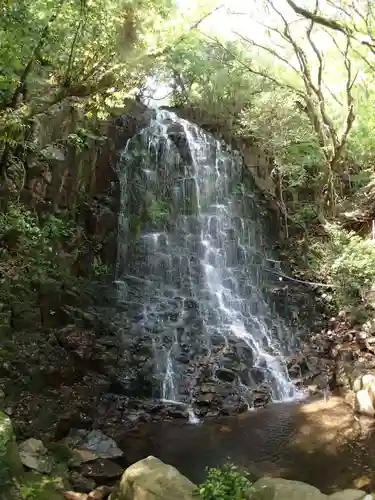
[
  {"x1": 47, "y1": 442, "x2": 76, "y2": 468},
  {"x1": 19, "y1": 471, "x2": 68, "y2": 500},
  {"x1": 0, "y1": 411, "x2": 24, "y2": 499}
]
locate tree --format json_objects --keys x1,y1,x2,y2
[
  {"x1": 0, "y1": 0, "x2": 220, "y2": 195},
  {"x1": 227, "y1": 0, "x2": 358, "y2": 218},
  {"x1": 284, "y1": 0, "x2": 375, "y2": 54}
]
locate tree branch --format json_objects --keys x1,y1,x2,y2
[
  {"x1": 199, "y1": 31, "x2": 304, "y2": 96},
  {"x1": 149, "y1": 4, "x2": 225, "y2": 59},
  {"x1": 7, "y1": 0, "x2": 65, "y2": 110},
  {"x1": 285, "y1": 0, "x2": 375, "y2": 51}
]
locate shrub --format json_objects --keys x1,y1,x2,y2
[
  {"x1": 196, "y1": 463, "x2": 254, "y2": 500},
  {"x1": 0, "y1": 203, "x2": 77, "y2": 330},
  {"x1": 308, "y1": 223, "x2": 375, "y2": 308}
]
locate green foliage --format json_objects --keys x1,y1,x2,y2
[
  {"x1": 160, "y1": 33, "x2": 265, "y2": 121},
  {"x1": 292, "y1": 203, "x2": 318, "y2": 225},
  {"x1": 91, "y1": 256, "x2": 111, "y2": 277},
  {"x1": 0, "y1": 0, "x2": 185, "y2": 175},
  {"x1": 0, "y1": 203, "x2": 77, "y2": 329},
  {"x1": 148, "y1": 199, "x2": 170, "y2": 226},
  {"x1": 0, "y1": 0, "x2": 177, "y2": 109},
  {"x1": 19, "y1": 470, "x2": 68, "y2": 500},
  {"x1": 160, "y1": 13, "x2": 375, "y2": 304},
  {"x1": 309, "y1": 223, "x2": 375, "y2": 307},
  {"x1": 67, "y1": 127, "x2": 100, "y2": 150},
  {"x1": 196, "y1": 463, "x2": 254, "y2": 500}
]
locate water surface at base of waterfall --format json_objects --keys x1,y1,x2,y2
[
  {"x1": 121, "y1": 396, "x2": 375, "y2": 495},
  {"x1": 116, "y1": 109, "x2": 302, "y2": 416}
]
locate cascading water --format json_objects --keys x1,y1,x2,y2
[{"x1": 116, "y1": 109, "x2": 300, "y2": 420}]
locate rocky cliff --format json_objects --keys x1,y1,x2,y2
[{"x1": 0, "y1": 99, "x2": 154, "y2": 441}]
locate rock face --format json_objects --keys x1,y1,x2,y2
[
  {"x1": 112, "y1": 456, "x2": 196, "y2": 500},
  {"x1": 113, "y1": 108, "x2": 302, "y2": 425}
]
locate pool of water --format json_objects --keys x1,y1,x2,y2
[{"x1": 120, "y1": 396, "x2": 375, "y2": 494}]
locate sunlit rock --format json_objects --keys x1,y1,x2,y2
[
  {"x1": 354, "y1": 389, "x2": 375, "y2": 416},
  {"x1": 112, "y1": 456, "x2": 195, "y2": 500}
]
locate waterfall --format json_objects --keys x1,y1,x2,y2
[{"x1": 116, "y1": 110, "x2": 300, "y2": 419}]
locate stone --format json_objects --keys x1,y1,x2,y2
[
  {"x1": 252, "y1": 477, "x2": 326, "y2": 500},
  {"x1": 73, "y1": 448, "x2": 100, "y2": 465},
  {"x1": 69, "y1": 430, "x2": 123, "y2": 460},
  {"x1": 215, "y1": 368, "x2": 236, "y2": 382},
  {"x1": 167, "y1": 123, "x2": 193, "y2": 165},
  {"x1": 354, "y1": 389, "x2": 375, "y2": 416},
  {"x1": 64, "y1": 493, "x2": 88, "y2": 500},
  {"x1": 363, "y1": 319, "x2": 375, "y2": 335},
  {"x1": 356, "y1": 331, "x2": 368, "y2": 346},
  {"x1": 19, "y1": 438, "x2": 53, "y2": 474},
  {"x1": 69, "y1": 472, "x2": 97, "y2": 493},
  {"x1": 117, "y1": 456, "x2": 196, "y2": 500},
  {"x1": 329, "y1": 490, "x2": 370, "y2": 500},
  {"x1": 312, "y1": 373, "x2": 329, "y2": 390},
  {"x1": 0, "y1": 411, "x2": 24, "y2": 497},
  {"x1": 81, "y1": 459, "x2": 123, "y2": 480},
  {"x1": 87, "y1": 486, "x2": 113, "y2": 500},
  {"x1": 40, "y1": 145, "x2": 66, "y2": 161},
  {"x1": 368, "y1": 383, "x2": 375, "y2": 405},
  {"x1": 353, "y1": 373, "x2": 375, "y2": 393}
]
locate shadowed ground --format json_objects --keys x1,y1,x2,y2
[{"x1": 120, "y1": 396, "x2": 375, "y2": 494}]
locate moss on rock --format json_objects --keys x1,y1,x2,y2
[
  {"x1": 19, "y1": 471, "x2": 68, "y2": 500},
  {"x1": 0, "y1": 411, "x2": 24, "y2": 499}
]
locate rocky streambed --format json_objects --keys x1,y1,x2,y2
[
  {"x1": 2, "y1": 405, "x2": 375, "y2": 500},
  {"x1": 4, "y1": 305, "x2": 375, "y2": 497}
]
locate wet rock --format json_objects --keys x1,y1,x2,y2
[
  {"x1": 73, "y1": 449, "x2": 100, "y2": 465},
  {"x1": 220, "y1": 395, "x2": 248, "y2": 415},
  {"x1": 287, "y1": 364, "x2": 301, "y2": 379},
  {"x1": 68, "y1": 430, "x2": 123, "y2": 460},
  {"x1": 286, "y1": 355, "x2": 309, "y2": 379},
  {"x1": 164, "y1": 405, "x2": 189, "y2": 419},
  {"x1": 167, "y1": 123, "x2": 193, "y2": 165},
  {"x1": 215, "y1": 368, "x2": 236, "y2": 383},
  {"x1": 194, "y1": 392, "x2": 216, "y2": 405},
  {"x1": 115, "y1": 456, "x2": 195, "y2": 500},
  {"x1": 70, "y1": 472, "x2": 97, "y2": 493},
  {"x1": 19, "y1": 438, "x2": 53, "y2": 474},
  {"x1": 249, "y1": 367, "x2": 266, "y2": 385},
  {"x1": 81, "y1": 459, "x2": 123, "y2": 480}
]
